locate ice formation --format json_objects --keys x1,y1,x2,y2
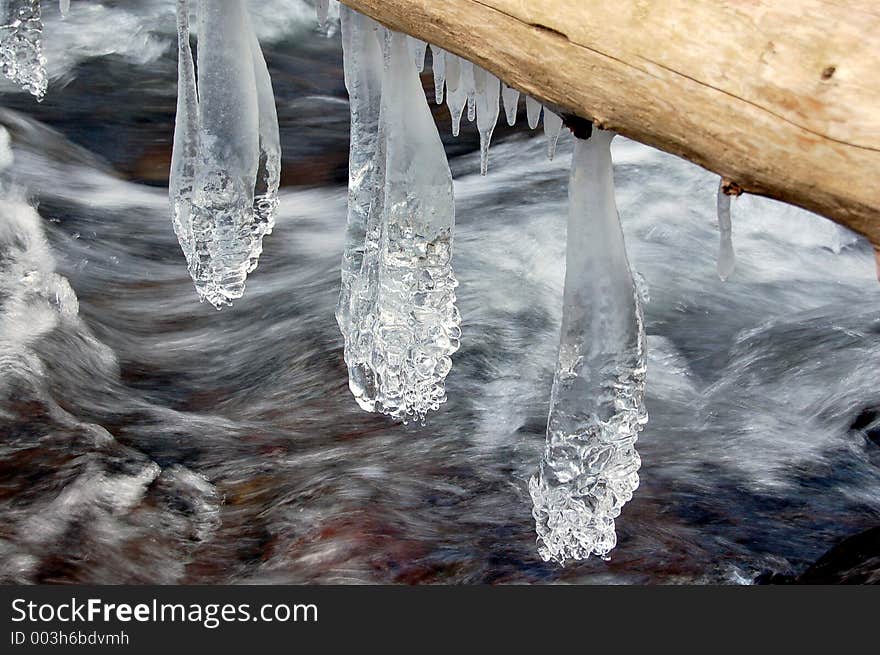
[
  {"x1": 169, "y1": 0, "x2": 280, "y2": 309},
  {"x1": 59, "y1": 0, "x2": 69, "y2": 19},
  {"x1": 543, "y1": 109, "x2": 563, "y2": 160},
  {"x1": 0, "y1": 0, "x2": 47, "y2": 99},
  {"x1": 369, "y1": 31, "x2": 461, "y2": 421},
  {"x1": 336, "y1": 14, "x2": 461, "y2": 422},
  {"x1": 529, "y1": 130, "x2": 647, "y2": 564},
  {"x1": 336, "y1": 5, "x2": 385, "y2": 412},
  {"x1": 502, "y1": 83, "x2": 519, "y2": 127},
  {"x1": 716, "y1": 179, "x2": 735, "y2": 281},
  {"x1": 430, "y1": 45, "x2": 445, "y2": 104},
  {"x1": 315, "y1": 0, "x2": 329, "y2": 29},
  {"x1": 526, "y1": 95, "x2": 542, "y2": 130}
]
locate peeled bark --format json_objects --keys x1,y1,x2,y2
[{"x1": 340, "y1": 0, "x2": 880, "y2": 248}]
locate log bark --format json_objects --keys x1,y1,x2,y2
[{"x1": 340, "y1": 0, "x2": 880, "y2": 248}]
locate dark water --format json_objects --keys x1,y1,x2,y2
[{"x1": 0, "y1": 0, "x2": 878, "y2": 584}]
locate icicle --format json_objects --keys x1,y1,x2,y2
[
  {"x1": 408, "y1": 36, "x2": 427, "y2": 73},
  {"x1": 526, "y1": 95, "x2": 542, "y2": 130},
  {"x1": 169, "y1": 0, "x2": 200, "y2": 281},
  {"x1": 315, "y1": 0, "x2": 329, "y2": 28},
  {"x1": 430, "y1": 45, "x2": 446, "y2": 105},
  {"x1": 464, "y1": 60, "x2": 477, "y2": 123},
  {"x1": 502, "y1": 83, "x2": 519, "y2": 127},
  {"x1": 444, "y1": 54, "x2": 466, "y2": 136},
  {"x1": 0, "y1": 0, "x2": 47, "y2": 99},
  {"x1": 716, "y1": 179, "x2": 735, "y2": 281},
  {"x1": 247, "y1": 9, "x2": 282, "y2": 271},
  {"x1": 59, "y1": 0, "x2": 70, "y2": 18},
  {"x1": 473, "y1": 67, "x2": 500, "y2": 176},
  {"x1": 337, "y1": 5, "x2": 385, "y2": 412},
  {"x1": 543, "y1": 108, "x2": 563, "y2": 160},
  {"x1": 530, "y1": 129, "x2": 647, "y2": 565},
  {"x1": 170, "y1": 0, "x2": 276, "y2": 308},
  {"x1": 371, "y1": 31, "x2": 461, "y2": 422}
]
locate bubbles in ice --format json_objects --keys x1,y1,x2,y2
[
  {"x1": 0, "y1": 0, "x2": 48, "y2": 99},
  {"x1": 170, "y1": 0, "x2": 280, "y2": 309},
  {"x1": 530, "y1": 130, "x2": 647, "y2": 564}
]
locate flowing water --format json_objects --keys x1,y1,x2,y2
[{"x1": 0, "y1": 0, "x2": 878, "y2": 584}]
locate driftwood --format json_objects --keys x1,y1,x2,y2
[{"x1": 340, "y1": 0, "x2": 880, "y2": 248}]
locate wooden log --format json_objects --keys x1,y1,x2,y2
[{"x1": 340, "y1": 0, "x2": 880, "y2": 248}]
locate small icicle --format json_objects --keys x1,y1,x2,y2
[
  {"x1": 874, "y1": 248, "x2": 880, "y2": 283},
  {"x1": 530, "y1": 128, "x2": 647, "y2": 565},
  {"x1": 0, "y1": 0, "x2": 48, "y2": 99},
  {"x1": 315, "y1": 0, "x2": 329, "y2": 28},
  {"x1": 247, "y1": 9, "x2": 281, "y2": 271},
  {"x1": 716, "y1": 179, "x2": 735, "y2": 281},
  {"x1": 502, "y1": 83, "x2": 520, "y2": 127},
  {"x1": 445, "y1": 55, "x2": 466, "y2": 136},
  {"x1": 169, "y1": 0, "x2": 273, "y2": 309},
  {"x1": 543, "y1": 108, "x2": 563, "y2": 160},
  {"x1": 526, "y1": 95, "x2": 542, "y2": 130},
  {"x1": 408, "y1": 36, "x2": 427, "y2": 73},
  {"x1": 59, "y1": 0, "x2": 70, "y2": 18},
  {"x1": 461, "y1": 59, "x2": 476, "y2": 122},
  {"x1": 474, "y1": 67, "x2": 500, "y2": 175},
  {"x1": 371, "y1": 31, "x2": 461, "y2": 422},
  {"x1": 430, "y1": 45, "x2": 446, "y2": 104}
]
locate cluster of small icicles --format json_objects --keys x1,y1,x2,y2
[{"x1": 0, "y1": 0, "x2": 750, "y2": 566}]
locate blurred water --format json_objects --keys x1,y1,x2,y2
[{"x1": 0, "y1": 1, "x2": 878, "y2": 584}]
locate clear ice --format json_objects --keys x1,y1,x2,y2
[
  {"x1": 430, "y1": 45, "x2": 445, "y2": 105},
  {"x1": 170, "y1": 0, "x2": 280, "y2": 309},
  {"x1": 529, "y1": 130, "x2": 647, "y2": 564},
  {"x1": 502, "y1": 83, "x2": 519, "y2": 127},
  {"x1": 543, "y1": 108, "x2": 563, "y2": 160},
  {"x1": 59, "y1": 0, "x2": 70, "y2": 18},
  {"x1": 526, "y1": 95, "x2": 542, "y2": 130},
  {"x1": 0, "y1": 0, "x2": 47, "y2": 99},
  {"x1": 716, "y1": 179, "x2": 735, "y2": 281},
  {"x1": 408, "y1": 35, "x2": 427, "y2": 72},
  {"x1": 315, "y1": 0, "x2": 329, "y2": 29},
  {"x1": 369, "y1": 31, "x2": 461, "y2": 421},
  {"x1": 473, "y1": 66, "x2": 500, "y2": 175},
  {"x1": 337, "y1": 5, "x2": 385, "y2": 411}
]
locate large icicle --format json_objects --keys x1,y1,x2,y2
[
  {"x1": 337, "y1": 5, "x2": 385, "y2": 412},
  {"x1": 371, "y1": 31, "x2": 461, "y2": 422},
  {"x1": 169, "y1": 0, "x2": 278, "y2": 309},
  {"x1": 525, "y1": 95, "x2": 542, "y2": 130},
  {"x1": 530, "y1": 129, "x2": 647, "y2": 564},
  {"x1": 0, "y1": 0, "x2": 47, "y2": 99},
  {"x1": 716, "y1": 179, "x2": 735, "y2": 281}
]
